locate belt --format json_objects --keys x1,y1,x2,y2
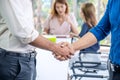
[
  {"x1": 110, "y1": 61, "x2": 120, "y2": 72},
  {"x1": 0, "y1": 48, "x2": 36, "y2": 58},
  {"x1": 113, "y1": 64, "x2": 120, "y2": 72}
]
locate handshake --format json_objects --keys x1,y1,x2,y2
[{"x1": 52, "y1": 42, "x2": 75, "y2": 61}]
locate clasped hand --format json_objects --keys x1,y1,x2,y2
[{"x1": 53, "y1": 42, "x2": 75, "y2": 61}]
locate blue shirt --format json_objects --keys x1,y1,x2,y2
[
  {"x1": 90, "y1": 0, "x2": 120, "y2": 65},
  {"x1": 79, "y1": 23, "x2": 100, "y2": 52}
]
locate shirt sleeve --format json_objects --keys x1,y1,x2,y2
[
  {"x1": 90, "y1": 0, "x2": 111, "y2": 41},
  {"x1": 0, "y1": 0, "x2": 39, "y2": 44}
]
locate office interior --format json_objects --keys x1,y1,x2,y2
[
  {"x1": 0, "y1": 0, "x2": 111, "y2": 80},
  {"x1": 33, "y1": 0, "x2": 110, "y2": 80}
]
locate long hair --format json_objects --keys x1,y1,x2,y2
[
  {"x1": 81, "y1": 3, "x2": 97, "y2": 28},
  {"x1": 51, "y1": 0, "x2": 69, "y2": 17}
]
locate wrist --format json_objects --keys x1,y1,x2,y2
[
  {"x1": 49, "y1": 43, "x2": 58, "y2": 53},
  {"x1": 72, "y1": 43, "x2": 77, "y2": 52}
]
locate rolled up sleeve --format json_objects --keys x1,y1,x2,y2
[{"x1": 0, "y1": 0, "x2": 39, "y2": 44}]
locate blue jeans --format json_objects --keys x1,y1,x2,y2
[{"x1": 0, "y1": 48, "x2": 37, "y2": 80}]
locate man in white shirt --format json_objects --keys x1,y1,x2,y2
[{"x1": 0, "y1": 0, "x2": 73, "y2": 80}]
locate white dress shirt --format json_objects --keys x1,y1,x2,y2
[{"x1": 0, "y1": 0, "x2": 39, "y2": 53}]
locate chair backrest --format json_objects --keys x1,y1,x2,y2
[{"x1": 78, "y1": 51, "x2": 101, "y2": 68}]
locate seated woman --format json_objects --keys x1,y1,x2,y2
[
  {"x1": 75, "y1": 3, "x2": 100, "y2": 66},
  {"x1": 68, "y1": 3, "x2": 100, "y2": 68},
  {"x1": 79, "y1": 2, "x2": 100, "y2": 52},
  {"x1": 43, "y1": 0, "x2": 79, "y2": 36}
]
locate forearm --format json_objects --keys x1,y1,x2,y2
[
  {"x1": 30, "y1": 35, "x2": 56, "y2": 52},
  {"x1": 30, "y1": 35, "x2": 72, "y2": 57},
  {"x1": 72, "y1": 32, "x2": 97, "y2": 51}
]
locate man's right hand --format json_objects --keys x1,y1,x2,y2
[{"x1": 52, "y1": 42, "x2": 75, "y2": 61}]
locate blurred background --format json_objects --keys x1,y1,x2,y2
[
  {"x1": 32, "y1": 1, "x2": 110, "y2": 80},
  {"x1": 31, "y1": 0, "x2": 110, "y2": 46}
]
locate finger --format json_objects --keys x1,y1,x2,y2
[
  {"x1": 56, "y1": 56, "x2": 66, "y2": 61},
  {"x1": 55, "y1": 55, "x2": 61, "y2": 59},
  {"x1": 59, "y1": 57, "x2": 67, "y2": 61},
  {"x1": 55, "y1": 55, "x2": 69, "y2": 61},
  {"x1": 57, "y1": 42, "x2": 66, "y2": 48},
  {"x1": 61, "y1": 42, "x2": 69, "y2": 47},
  {"x1": 67, "y1": 55, "x2": 71, "y2": 59},
  {"x1": 53, "y1": 54, "x2": 65, "y2": 61}
]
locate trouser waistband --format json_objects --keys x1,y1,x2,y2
[{"x1": 0, "y1": 48, "x2": 36, "y2": 58}]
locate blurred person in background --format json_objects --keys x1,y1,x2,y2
[
  {"x1": 79, "y1": 2, "x2": 100, "y2": 53},
  {"x1": 43, "y1": 0, "x2": 79, "y2": 37},
  {"x1": 68, "y1": 3, "x2": 100, "y2": 77}
]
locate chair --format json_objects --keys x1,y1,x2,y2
[{"x1": 70, "y1": 51, "x2": 109, "y2": 80}]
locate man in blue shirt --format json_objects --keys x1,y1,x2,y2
[
  {"x1": 56, "y1": 0, "x2": 120, "y2": 80},
  {"x1": 70, "y1": 0, "x2": 120, "y2": 80}
]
